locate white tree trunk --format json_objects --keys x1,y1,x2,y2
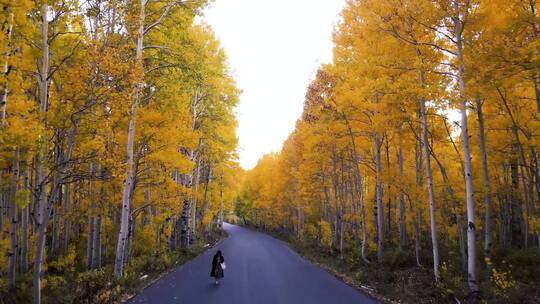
[
  {"x1": 61, "y1": 183, "x2": 71, "y2": 253},
  {"x1": 374, "y1": 134, "x2": 384, "y2": 263},
  {"x1": 183, "y1": 88, "x2": 200, "y2": 245},
  {"x1": 331, "y1": 150, "x2": 340, "y2": 250},
  {"x1": 180, "y1": 198, "x2": 190, "y2": 246},
  {"x1": 431, "y1": 149, "x2": 468, "y2": 271},
  {"x1": 339, "y1": 215, "x2": 345, "y2": 260},
  {"x1": 219, "y1": 174, "x2": 224, "y2": 228},
  {"x1": 34, "y1": 4, "x2": 50, "y2": 303},
  {"x1": 397, "y1": 144, "x2": 406, "y2": 250},
  {"x1": 420, "y1": 97, "x2": 440, "y2": 282},
  {"x1": 0, "y1": 13, "x2": 13, "y2": 125},
  {"x1": 454, "y1": 5, "x2": 479, "y2": 295},
  {"x1": 346, "y1": 121, "x2": 369, "y2": 263},
  {"x1": 191, "y1": 156, "x2": 201, "y2": 239},
  {"x1": 87, "y1": 164, "x2": 95, "y2": 269},
  {"x1": 21, "y1": 165, "x2": 29, "y2": 273},
  {"x1": 93, "y1": 215, "x2": 102, "y2": 268},
  {"x1": 414, "y1": 43, "x2": 440, "y2": 279},
  {"x1": 200, "y1": 166, "x2": 212, "y2": 226},
  {"x1": 8, "y1": 148, "x2": 20, "y2": 289},
  {"x1": 415, "y1": 129, "x2": 423, "y2": 267},
  {"x1": 114, "y1": 0, "x2": 145, "y2": 278},
  {"x1": 142, "y1": 163, "x2": 150, "y2": 229},
  {"x1": 34, "y1": 219, "x2": 47, "y2": 304},
  {"x1": 51, "y1": 206, "x2": 59, "y2": 255},
  {"x1": 94, "y1": 172, "x2": 103, "y2": 268},
  {"x1": 476, "y1": 99, "x2": 492, "y2": 260},
  {"x1": 358, "y1": 177, "x2": 368, "y2": 263}
]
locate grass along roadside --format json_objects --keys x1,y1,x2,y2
[
  {"x1": 246, "y1": 224, "x2": 540, "y2": 304},
  {"x1": 122, "y1": 228, "x2": 229, "y2": 303},
  {"x1": 0, "y1": 228, "x2": 228, "y2": 304}
]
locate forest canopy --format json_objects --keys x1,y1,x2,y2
[
  {"x1": 0, "y1": 0, "x2": 241, "y2": 303},
  {"x1": 237, "y1": 0, "x2": 540, "y2": 302}
]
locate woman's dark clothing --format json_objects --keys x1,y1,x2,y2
[{"x1": 210, "y1": 254, "x2": 225, "y2": 279}]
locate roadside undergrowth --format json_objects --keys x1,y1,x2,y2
[
  {"x1": 250, "y1": 225, "x2": 540, "y2": 304},
  {"x1": 0, "y1": 229, "x2": 227, "y2": 304}
]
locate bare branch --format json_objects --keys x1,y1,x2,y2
[{"x1": 143, "y1": 1, "x2": 183, "y2": 36}]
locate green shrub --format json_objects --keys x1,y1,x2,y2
[
  {"x1": 72, "y1": 268, "x2": 121, "y2": 304},
  {"x1": 506, "y1": 249, "x2": 540, "y2": 281},
  {"x1": 383, "y1": 248, "x2": 414, "y2": 268}
]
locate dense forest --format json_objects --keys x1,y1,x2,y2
[
  {"x1": 237, "y1": 0, "x2": 540, "y2": 302},
  {"x1": 3, "y1": 0, "x2": 540, "y2": 303},
  {"x1": 0, "y1": 0, "x2": 240, "y2": 303}
]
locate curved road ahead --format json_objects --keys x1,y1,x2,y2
[{"x1": 127, "y1": 223, "x2": 376, "y2": 304}]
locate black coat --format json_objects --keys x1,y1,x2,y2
[{"x1": 210, "y1": 254, "x2": 225, "y2": 278}]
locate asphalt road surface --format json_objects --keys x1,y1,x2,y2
[{"x1": 127, "y1": 223, "x2": 377, "y2": 304}]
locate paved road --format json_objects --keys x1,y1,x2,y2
[{"x1": 127, "y1": 223, "x2": 376, "y2": 304}]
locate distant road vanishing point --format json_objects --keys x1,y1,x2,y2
[{"x1": 127, "y1": 223, "x2": 377, "y2": 304}]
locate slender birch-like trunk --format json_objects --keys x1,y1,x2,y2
[
  {"x1": 142, "y1": 163, "x2": 150, "y2": 229},
  {"x1": 344, "y1": 120, "x2": 369, "y2": 263},
  {"x1": 200, "y1": 165, "x2": 212, "y2": 225},
  {"x1": 510, "y1": 154, "x2": 523, "y2": 246},
  {"x1": 180, "y1": 198, "x2": 190, "y2": 247},
  {"x1": 21, "y1": 165, "x2": 29, "y2": 273},
  {"x1": 476, "y1": 98, "x2": 493, "y2": 261},
  {"x1": 353, "y1": 160, "x2": 369, "y2": 263},
  {"x1": 360, "y1": 175, "x2": 369, "y2": 262},
  {"x1": 191, "y1": 156, "x2": 201, "y2": 240},
  {"x1": 51, "y1": 205, "x2": 59, "y2": 255},
  {"x1": 61, "y1": 183, "x2": 71, "y2": 253},
  {"x1": 34, "y1": 5, "x2": 50, "y2": 302},
  {"x1": 50, "y1": 134, "x2": 61, "y2": 256},
  {"x1": 0, "y1": 13, "x2": 13, "y2": 125},
  {"x1": 93, "y1": 178, "x2": 103, "y2": 268},
  {"x1": 420, "y1": 97, "x2": 440, "y2": 282},
  {"x1": 169, "y1": 170, "x2": 179, "y2": 251},
  {"x1": 518, "y1": 165, "x2": 530, "y2": 248},
  {"x1": 115, "y1": 0, "x2": 145, "y2": 278},
  {"x1": 453, "y1": 4, "x2": 479, "y2": 295},
  {"x1": 331, "y1": 149, "x2": 340, "y2": 250},
  {"x1": 93, "y1": 215, "x2": 102, "y2": 268},
  {"x1": 497, "y1": 90, "x2": 535, "y2": 248},
  {"x1": 218, "y1": 173, "x2": 224, "y2": 228},
  {"x1": 374, "y1": 134, "x2": 384, "y2": 263},
  {"x1": 415, "y1": 46, "x2": 440, "y2": 281},
  {"x1": 415, "y1": 132, "x2": 423, "y2": 267},
  {"x1": 87, "y1": 164, "x2": 95, "y2": 269},
  {"x1": 397, "y1": 144, "x2": 406, "y2": 250},
  {"x1": 323, "y1": 181, "x2": 330, "y2": 223},
  {"x1": 339, "y1": 214, "x2": 345, "y2": 260},
  {"x1": 339, "y1": 159, "x2": 345, "y2": 260},
  {"x1": 8, "y1": 148, "x2": 20, "y2": 289},
  {"x1": 385, "y1": 139, "x2": 392, "y2": 235},
  {"x1": 0, "y1": 17, "x2": 15, "y2": 276},
  {"x1": 431, "y1": 146, "x2": 467, "y2": 270},
  {"x1": 93, "y1": 172, "x2": 101, "y2": 268}
]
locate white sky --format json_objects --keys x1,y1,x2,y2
[{"x1": 202, "y1": 0, "x2": 346, "y2": 169}]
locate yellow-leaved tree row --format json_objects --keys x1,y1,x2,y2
[
  {"x1": 238, "y1": 0, "x2": 540, "y2": 301},
  {"x1": 0, "y1": 1, "x2": 240, "y2": 303}
]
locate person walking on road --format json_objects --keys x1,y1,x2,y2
[{"x1": 210, "y1": 250, "x2": 225, "y2": 285}]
